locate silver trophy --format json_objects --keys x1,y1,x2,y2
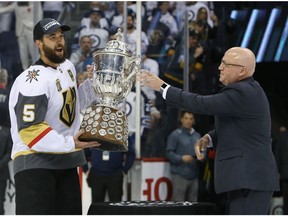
[{"x1": 79, "y1": 29, "x2": 141, "y2": 152}]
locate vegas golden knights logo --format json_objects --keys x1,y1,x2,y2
[{"x1": 60, "y1": 87, "x2": 76, "y2": 127}]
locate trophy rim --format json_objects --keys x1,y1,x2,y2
[{"x1": 92, "y1": 50, "x2": 135, "y2": 58}]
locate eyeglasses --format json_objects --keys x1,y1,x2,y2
[{"x1": 220, "y1": 60, "x2": 244, "y2": 68}]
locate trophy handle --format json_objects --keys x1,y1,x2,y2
[
  {"x1": 125, "y1": 56, "x2": 141, "y2": 82},
  {"x1": 126, "y1": 70, "x2": 137, "y2": 82}
]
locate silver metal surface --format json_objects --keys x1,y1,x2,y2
[
  {"x1": 92, "y1": 28, "x2": 141, "y2": 107},
  {"x1": 79, "y1": 29, "x2": 140, "y2": 152}
]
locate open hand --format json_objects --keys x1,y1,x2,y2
[
  {"x1": 74, "y1": 129, "x2": 101, "y2": 149},
  {"x1": 137, "y1": 70, "x2": 164, "y2": 91}
]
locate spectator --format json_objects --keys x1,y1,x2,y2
[
  {"x1": 144, "y1": 1, "x2": 158, "y2": 18},
  {"x1": 143, "y1": 7, "x2": 171, "y2": 69},
  {"x1": 0, "y1": 2, "x2": 13, "y2": 32},
  {"x1": 0, "y1": 68, "x2": 10, "y2": 128},
  {"x1": 178, "y1": 1, "x2": 214, "y2": 33},
  {"x1": 123, "y1": 87, "x2": 153, "y2": 157},
  {"x1": 110, "y1": 2, "x2": 134, "y2": 33},
  {"x1": 196, "y1": 5, "x2": 217, "y2": 29},
  {"x1": 83, "y1": 137, "x2": 135, "y2": 202},
  {"x1": 127, "y1": 1, "x2": 146, "y2": 19},
  {"x1": 0, "y1": 123, "x2": 13, "y2": 215},
  {"x1": 166, "y1": 110, "x2": 201, "y2": 201},
  {"x1": 0, "y1": 67, "x2": 12, "y2": 215},
  {"x1": 145, "y1": 2, "x2": 178, "y2": 61},
  {"x1": 0, "y1": 3, "x2": 22, "y2": 81},
  {"x1": 162, "y1": 30, "x2": 206, "y2": 93},
  {"x1": 42, "y1": 1, "x2": 63, "y2": 20},
  {"x1": 100, "y1": 2, "x2": 116, "y2": 22},
  {"x1": 79, "y1": 8, "x2": 110, "y2": 51},
  {"x1": 193, "y1": 7, "x2": 219, "y2": 40},
  {"x1": 69, "y1": 35, "x2": 92, "y2": 72},
  {"x1": 141, "y1": 44, "x2": 161, "y2": 128},
  {"x1": 179, "y1": 30, "x2": 206, "y2": 94},
  {"x1": 125, "y1": 11, "x2": 149, "y2": 55},
  {"x1": 80, "y1": 2, "x2": 110, "y2": 30},
  {"x1": 0, "y1": 2, "x2": 43, "y2": 70},
  {"x1": 110, "y1": 2, "x2": 125, "y2": 31},
  {"x1": 157, "y1": 2, "x2": 179, "y2": 38}
]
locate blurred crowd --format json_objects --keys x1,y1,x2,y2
[
  {"x1": 1, "y1": 1, "x2": 287, "y2": 213},
  {"x1": 0, "y1": 1, "x2": 232, "y2": 154}
]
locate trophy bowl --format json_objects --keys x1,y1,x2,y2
[{"x1": 79, "y1": 29, "x2": 141, "y2": 152}]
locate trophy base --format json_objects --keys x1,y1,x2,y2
[
  {"x1": 79, "y1": 104, "x2": 128, "y2": 152},
  {"x1": 79, "y1": 134, "x2": 128, "y2": 152}
]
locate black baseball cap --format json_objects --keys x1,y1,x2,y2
[{"x1": 33, "y1": 18, "x2": 71, "y2": 41}]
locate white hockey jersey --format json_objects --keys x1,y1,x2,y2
[{"x1": 9, "y1": 59, "x2": 97, "y2": 174}]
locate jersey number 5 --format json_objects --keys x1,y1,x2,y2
[{"x1": 23, "y1": 104, "x2": 35, "y2": 122}]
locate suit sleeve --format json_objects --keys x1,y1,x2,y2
[
  {"x1": 207, "y1": 129, "x2": 217, "y2": 148},
  {"x1": 166, "y1": 86, "x2": 247, "y2": 117}
]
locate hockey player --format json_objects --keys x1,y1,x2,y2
[{"x1": 8, "y1": 18, "x2": 100, "y2": 214}]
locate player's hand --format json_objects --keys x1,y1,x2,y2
[{"x1": 74, "y1": 129, "x2": 101, "y2": 149}]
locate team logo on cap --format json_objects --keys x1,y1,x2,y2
[{"x1": 43, "y1": 20, "x2": 60, "y2": 31}]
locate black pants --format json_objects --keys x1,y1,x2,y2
[
  {"x1": 226, "y1": 189, "x2": 273, "y2": 215},
  {"x1": 15, "y1": 168, "x2": 82, "y2": 215},
  {"x1": 0, "y1": 179, "x2": 7, "y2": 215},
  {"x1": 87, "y1": 171, "x2": 123, "y2": 202}
]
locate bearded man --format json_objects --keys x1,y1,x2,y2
[{"x1": 9, "y1": 18, "x2": 101, "y2": 215}]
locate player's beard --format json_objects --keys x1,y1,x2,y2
[{"x1": 43, "y1": 43, "x2": 66, "y2": 64}]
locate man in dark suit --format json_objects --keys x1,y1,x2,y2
[
  {"x1": 138, "y1": 47, "x2": 280, "y2": 214},
  {"x1": 274, "y1": 126, "x2": 288, "y2": 214}
]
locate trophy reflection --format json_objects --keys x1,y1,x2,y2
[{"x1": 78, "y1": 29, "x2": 141, "y2": 152}]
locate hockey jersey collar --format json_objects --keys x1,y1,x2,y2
[{"x1": 34, "y1": 58, "x2": 58, "y2": 70}]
